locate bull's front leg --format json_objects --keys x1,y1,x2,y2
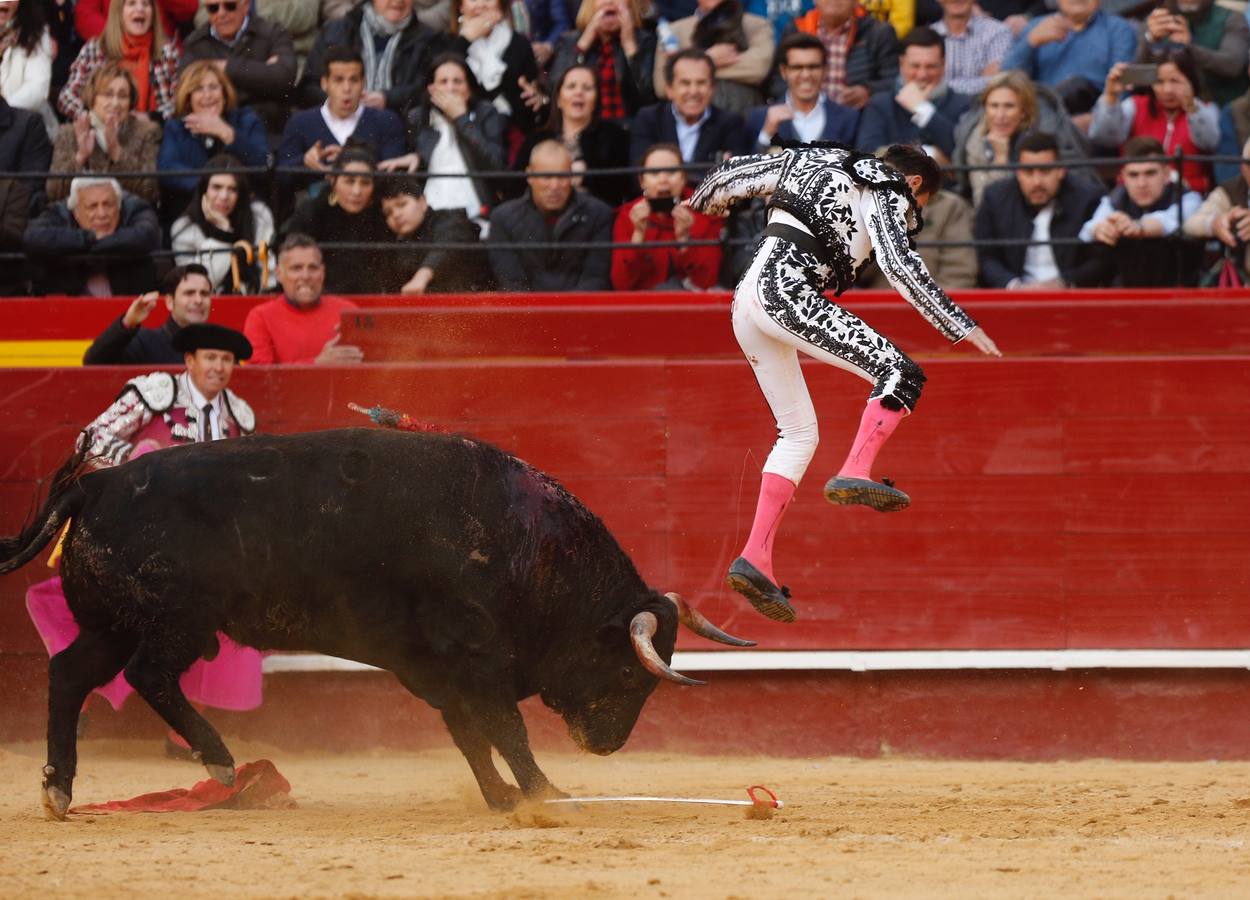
[
  {"x1": 440, "y1": 706, "x2": 523, "y2": 811},
  {"x1": 469, "y1": 700, "x2": 567, "y2": 803}
]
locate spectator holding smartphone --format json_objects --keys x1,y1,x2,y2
[
  {"x1": 610, "y1": 142, "x2": 722, "y2": 290},
  {"x1": 1138, "y1": 0, "x2": 1248, "y2": 108},
  {"x1": 1090, "y1": 48, "x2": 1217, "y2": 194}
]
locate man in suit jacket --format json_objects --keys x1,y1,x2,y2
[
  {"x1": 974, "y1": 131, "x2": 1109, "y2": 289},
  {"x1": 629, "y1": 49, "x2": 745, "y2": 185},
  {"x1": 277, "y1": 46, "x2": 406, "y2": 189},
  {"x1": 855, "y1": 26, "x2": 971, "y2": 159},
  {"x1": 488, "y1": 140, "x2": 614, "y2": 291},
  {"x1": 744, "y1": 33, "x2": 858, "y2": 152}
]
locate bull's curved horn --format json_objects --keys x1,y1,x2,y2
[
  {"x1": 665, "y1": 592, "x2": 755, "y2": 647},
  {"x1": 629, "y1": 611, "x2": 706, "y2": 687}
]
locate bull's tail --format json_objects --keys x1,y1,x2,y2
[{"x1": 0, "y1": 442, "x2": 93, "y2": 575}]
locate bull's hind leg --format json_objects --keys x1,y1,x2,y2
[
  {"x1": 440, "y1": 706, "x2": 524, "y2": 811},
  {"x1": 43, "y1": 629, "x2": 138, "y2": 820},
  {"x1": 124, "y1": 642, "x2": 236, "y2": 787}
]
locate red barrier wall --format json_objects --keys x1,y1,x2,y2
[{"x1": 2, "y1": 292, "x2": 1249, "y2": 758}]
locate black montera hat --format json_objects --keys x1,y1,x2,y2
[{"x1": 172, "y1": 323, "x2": 253, "y2": 361}]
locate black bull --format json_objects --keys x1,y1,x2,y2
[{"x1": 0, "y1": 428, "x2": 752, "y2": 818}]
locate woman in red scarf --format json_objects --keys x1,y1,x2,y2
[{"x1": 58, "y1": 0, "x2": 179, "y2": 121}]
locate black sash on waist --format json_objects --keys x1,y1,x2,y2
[{"x1": 761, "y1": 222, "x2": 833, "y2": 268}]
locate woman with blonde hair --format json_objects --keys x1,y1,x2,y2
[
  {"x1": 158, "y1": 60, "x2": 268, "y2": 215},
  {"x1": 952, "y1": 69, "x2": 1089, "y2": 205},
  {"x1": 549, "y1": 0, "x2": 655, "y2": 125},
  {"x1": 47, "y1": 63, "x2": 160, "y2": 204},
  {"x1": 58, "y1": 0, "x2": 179, "y2": 120}
]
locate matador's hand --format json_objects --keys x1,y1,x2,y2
[{"x1": 965, "y1": 326, "x2": 1002, "y2": 357}]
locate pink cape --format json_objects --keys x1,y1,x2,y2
[{"x1": 26, "y1": 576, "x2": 263, "y2": 712}]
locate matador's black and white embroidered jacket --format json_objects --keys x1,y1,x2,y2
[{"x1": 689, "y1": 146, "x2": 978, "y2": 343}]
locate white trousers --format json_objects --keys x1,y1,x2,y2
[{"x1": 733, "y1": 237, "x2": 923, "y2": 484}]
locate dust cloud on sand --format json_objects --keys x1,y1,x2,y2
[{"x1": 3, "y1": 740, "x2": 1250, "y2": 898}]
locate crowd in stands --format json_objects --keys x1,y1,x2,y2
[{"x1": 3, "y1": 0, "x2": 1250, "y2": 302}]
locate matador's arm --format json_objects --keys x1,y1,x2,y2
[
  {"x1": 865, "y1": 187, "x2": 978, "y2": 343},
  {"x1": 688, "y1": 153, "x2": 785, "y2": 217}
]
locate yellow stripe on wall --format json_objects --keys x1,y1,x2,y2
[{"x1": 0, "y1": 340, "x2": 90, "y2": 367}]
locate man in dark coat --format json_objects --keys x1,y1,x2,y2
[
  {"x1": 855, "y1": 26, "x2": 971, "y2": 159},
  {"x1": 973, "y1": 131, "x2": 1110, "y2": 289},
  {"x1": 0, "y1": 97, "x2": 52, "y2": 214},
  {"x1": 743, "y1": 33, "x2": 859, "y2": 151},
  {"x1": 296, "y1": 0, "x2": 453, "y2": 113},
  {"x1": 629, "y1": 49, "x2": 745, "y2": 184},
  {"x1": 83, "y1": 264, "x2": 215, "y2": 365},
  {"x1": 180, "y1": 0, "x2": 298, "y2": 134},
  {"x1": 23, "y1": 177, "x2": 160, "y2": 297},
  {"x1": 488, "y1": 140, "x2": 613, "y2": 291},
  {"x1": 0, "y1": 180, "x2": 30, "y2": 296}
]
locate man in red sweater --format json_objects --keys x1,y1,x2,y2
[
  {"x1": 243, "y1": 234, "x2": 365, "y2": 365},
  {"x1": 611, "y1": 143, "x2": 723, "y2": 291}
]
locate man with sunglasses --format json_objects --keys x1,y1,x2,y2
[{"x1": 181, "y1": 0, "x2": 299, "y2": 133}]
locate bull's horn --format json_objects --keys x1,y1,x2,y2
[
  {"x1": 629, "y1": 611, "x2": 705, "y2": 687},
  {"x1": 665, "y1": 592, "x2": 755, "y2": 647}
]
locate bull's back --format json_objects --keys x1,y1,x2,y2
[{"x1": 62, "y1": 429, "x2": 534, "y2": 653}]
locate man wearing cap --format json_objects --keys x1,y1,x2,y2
[
  {"x1": 83, "y1": 323, "x2": 256, "y2": 467},
  {"x1": 26, "y1": 321, "x2": 263, "y2": 759},
  {"x1": 82, "y1": 265, "x2": 215, "y2": 366}
]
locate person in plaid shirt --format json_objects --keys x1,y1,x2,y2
[
  {"x1": 549, "y1": 0, "x2": 657, "y2": 124},
  {"x1": 779, "y1": 0, "x2": 898, "y2": 111},
  {"x1": 58, "y1": 0, "x2": 179, "y2": 121}
]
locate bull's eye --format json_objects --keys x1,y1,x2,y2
[{"x1": 621, "y1": 666, "x2": 634, "y2": 680}]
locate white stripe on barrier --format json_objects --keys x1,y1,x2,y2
[{"x1": 261, "y1": 649, "x2": 1250, "y2": 675}]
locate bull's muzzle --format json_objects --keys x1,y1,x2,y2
[{"x1": 629, "y1": 592, "x2": 754, "y2": 686}]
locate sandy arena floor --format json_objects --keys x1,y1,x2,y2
[{"x1": 2, "y1": 739, "x2": 1250, "y2": 899}]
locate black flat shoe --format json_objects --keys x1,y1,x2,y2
[
  {"x1": 726, "y1": 557, "x2": 797, "y2": 623},
  {"x1": 823, "y1": 475, "x2": 910, "y2": 512}
]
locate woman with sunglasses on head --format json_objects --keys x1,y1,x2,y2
[
  {"x1": 285, "y1": 142, "x2": 395, "y2": 294},
  {"x1": 47, "y1": 63, "x2": 160, "y2": 204},
  {"x1": 59, "y1": 0, "x2": 181, "y2": 121},
  {"x1": 158, "y1": 60, "x2": 268, "y2": 218},
  {"x1": 171, "y1": 154, "x2": 275, "y2": 294},
  {"x1": 511, "y1": 63, "x2": 629, "y2": 207}
]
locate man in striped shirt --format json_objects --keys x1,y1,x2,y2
[{"x1": 932, "y1": 0, "x2": 1015, "y2": 96}]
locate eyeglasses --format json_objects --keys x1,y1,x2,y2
[{"x1": 205, "y1": 1, "x2": 238, "y2": 13}]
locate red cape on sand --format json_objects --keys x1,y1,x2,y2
[{"x1": 70, "y1": 760, "x2": 295, "y2": 814}]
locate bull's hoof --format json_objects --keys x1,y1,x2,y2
[
  {"x1": 205, "y1": 763, "x2": 236, "y2": 787},
  {"x1": 484, "y1": 784, "x2": 524, "y2": 812},
  {"x1": 42, "y1": 785, "x2": 70, "y2": 821}
]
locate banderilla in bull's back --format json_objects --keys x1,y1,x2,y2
[{"x1": 0, "y1": 425, "x2": 754, "y2": 819}]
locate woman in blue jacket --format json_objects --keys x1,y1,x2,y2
[{"x1": 158, "y1": 60, "x2": 268, "y2": 220}]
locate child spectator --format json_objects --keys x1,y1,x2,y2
[{"x1": 378, "y1": 176, "x2": 486, "y2": 292}]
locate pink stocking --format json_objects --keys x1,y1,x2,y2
[
  {"x1": 838, "y1": 399, "x2": 906, "y2": 481},
  {"x1": 740, "y1": 473, "x2": 796, "y2": 584}
]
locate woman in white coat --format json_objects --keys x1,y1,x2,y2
[
  {"x1": 171, "y1": 154, "x2": 275, "y2": 294},
  {"x1": 0, "y1": 0, "x2": 56, "y2": 134}
]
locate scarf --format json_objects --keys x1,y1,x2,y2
[
  {"x1": 467, "y1": 20, "x2": 512, "y2": 106},
  {"x1": 359, "y1": 3, "x2": 410, "y2": 94},
  {"x1": 118, "y1": 31, "x2": 154, "y2": 112},
  {"x1": 692, "y1": 0, "x2": 749, "y2": 52}
]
